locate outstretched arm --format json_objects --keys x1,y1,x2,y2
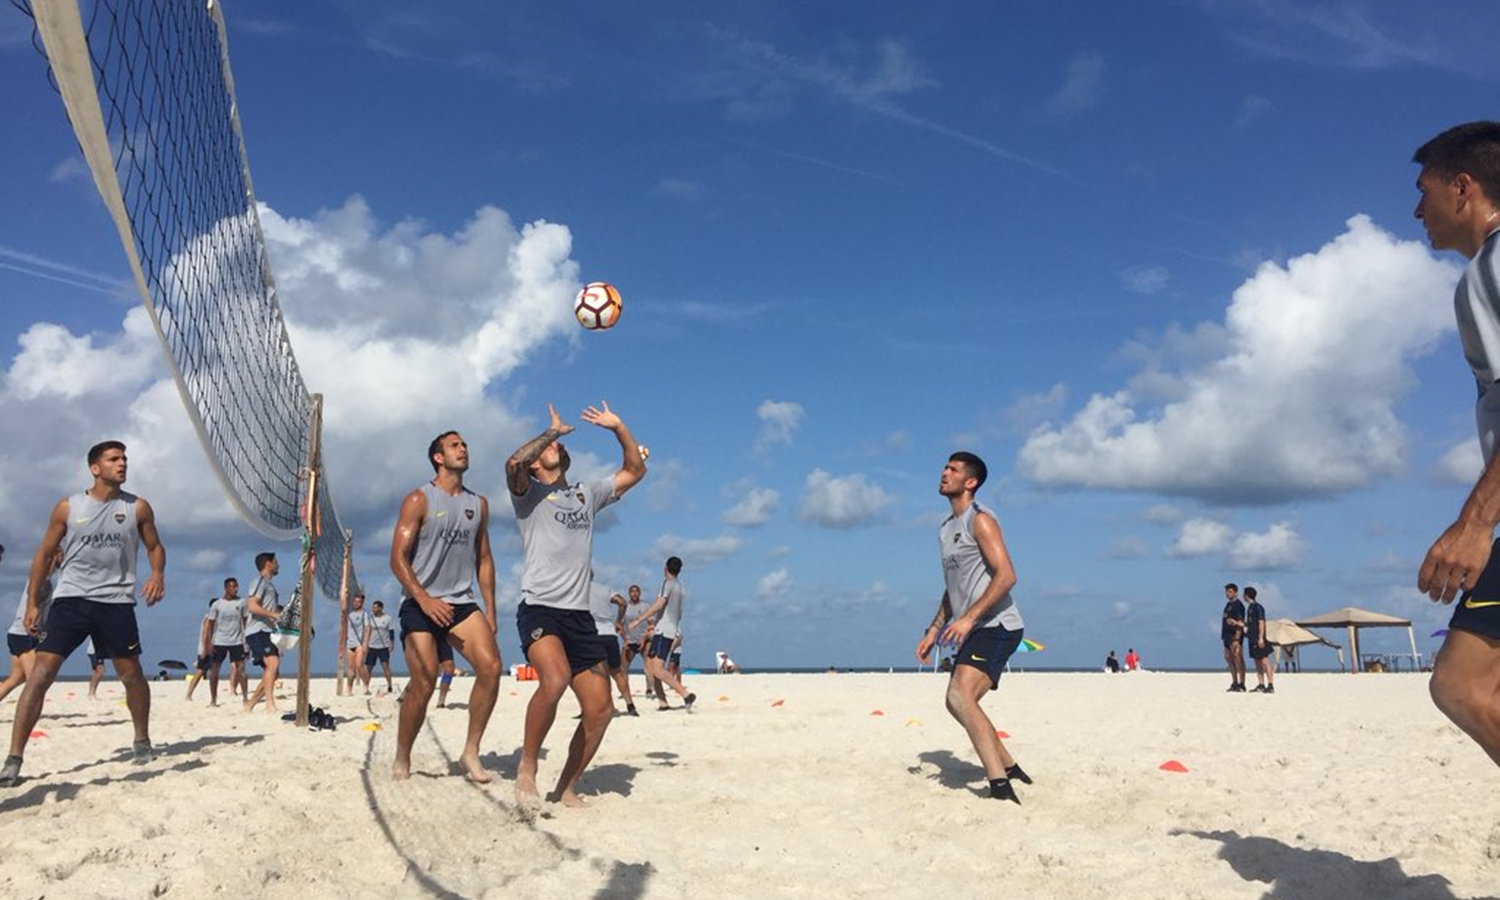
[
  {"x1": 581, "y1": 401, "x2": 646, "y2": 497},
  {"x1": 506, "y1": 404, "x2": 574, "y2": 496}
]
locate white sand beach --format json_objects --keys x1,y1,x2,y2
[{"x1": 0, "y1": 671, "x2": 1494, "y2": 900}]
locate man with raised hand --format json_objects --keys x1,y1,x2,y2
[
  {"x1": 2, "y1": 441, "x2": 166, "y2": 787},
  {"x1": 508, "y1": 402, "x2": 646, "y2": 808},
  {"x1": 916, "y1": 451, "x2": 1031, "y2": 804},
  {"x1": 1413, "y1": 122, "x2": 1500, "y2": 765},
  {"x1": 390, "y1": 431, "x2": 501, "y2": 782}
]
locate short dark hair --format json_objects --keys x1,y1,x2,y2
[
  {"x1": 666, "y1": 556, "x2": 683, "y2": 576},
  {"x1": 372, "y1": 600, "x2": 384, "y2": 609},
  {"x1": 1244, "y1": 586, "x2": 1257, "y2": 600},
  {"x1": 1224, "y1": 583, "x2": 1238, "y2": 592},
  {"x1": 255, "y1": 552, "x2": 276, "y2": 572},
  {"x1": 428, "y1": 431, "x2": 460, "y2": 472},
  {"x1": 1414, "y1": 122, "x2": 1500, "y2": 203},
  {"x1": 949, "y1": 451, "x2": 987, "y2": 490},
  {"x1": 87, "y1": 440, "x2": 126, "y2": 465},
  {"x1": 224, "y1": 577, "x2": 237, "y2": 589}
]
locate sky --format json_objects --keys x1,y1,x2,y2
[{"x1": 2, "y1": 0, "x2": 1500, "y2": 676}]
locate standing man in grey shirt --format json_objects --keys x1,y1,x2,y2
[
  {"x1": 390, "y1": 430, "x2": 500, "y2": 782},
  {"x1": 243, "y1": 552, "x2": 282, "y2": 714},
  {"x1": 203, "y1": 578, "x2": 247, "y2": 707},
  {"x1": 916, "y1": 452, "x2": 1031, "y2": 804},
  {"x1": 508, "y1": 402, "x2": 646, "y2": 808},
  {"x1": 364, "y1": 600, "x2": 397, "y2": 696},
  {"x1": 2, "y1": 441, "x2": 166, "y2": 787},
  {"x1": 628, "y1": 557, "x2": 695, "y2": 710}
]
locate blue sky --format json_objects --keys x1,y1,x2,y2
[{"x1": 3, "y1": 0, "x2": 1499, "y2": 675}]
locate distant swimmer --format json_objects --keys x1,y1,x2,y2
[
  {"x1": 1412, "y1": 122, "x2": 1500, "y2": 766},
  {"x1": 390, "y1": 430, "x2": 502, "y2": 783},
  {"x1": 916, "y1": 452, "x2": 1030, "y2": 804},
  {"x1": 507, "y1": 401, "x2": 646, "y2": 807},
  {"x1": 2, "y1": 441, "x2": 166, "y2": 787},
  {"x1": 243, "y1": 552, "x2": 283, "y2": 714}
]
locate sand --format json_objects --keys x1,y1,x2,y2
[{"x1": 0, "y1": 670, "x2": 1494, "y2": 900}]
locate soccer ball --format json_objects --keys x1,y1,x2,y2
[{"x1": 574, "y1": 282, "x2": 622, "y2": 331}]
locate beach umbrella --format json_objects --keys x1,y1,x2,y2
[
  {"x1": 157, "y1": 659, "x2": 189, "y2": 671},
  {"x1": 1295, "y1": 606, "x2": 1418, "y2": 673},
  {"x1": 1015, "y1": 638, "x2": 1045, "y2": 653}
]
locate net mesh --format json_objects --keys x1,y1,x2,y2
[{"x1": 14, "y1": 0, "x2": 359, "y2": 600}]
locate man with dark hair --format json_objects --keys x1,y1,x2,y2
[
  {"x1": 916, "y1": 452, "x2": 1031, "y2": 803},
  {"x1": 628, "y1": 556, "x2": 695, "y2": 710},
  {"x1": 202, "y1": 579, "x2": 247, "y2": 706},
  {"x1": 1244, "y1": 587, "x2": 1273, "y2": 694},
  {"x1": 244, "y1": 552, "x2": 282, "y2": 713},
  {"x1": 2, "y1": 441, "x2": 166, "y2": 787},
  {"x1": 620, "y1": 584, "x2": 657, "y2": 700},
  {"x1": 1221, "y1": 583, "x2": 1246, "y2": 692},
  {"x1": 343, "y1": 591, "x2": 371, "y2": 696},
  {"x1": 1413, "y1": 121, "x2": 1500, "y2": 765},
  {"x1": 390, "y1": 430, "x2": 501, "y2": 782},
  {"x1": 507, "y1": 402, "x2": 646, "y2": 807}
]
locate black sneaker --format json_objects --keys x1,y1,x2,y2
[
  {"x1": 626, "y1": 705, "x2": 639, "y2": 717},
  {"x1": 684, "y1": 693, "x2": 697, "y2": 710},
  {"x1": 1264, "y1": 685, "x2": 1275, "y2": 694},
  {"x1": 1005, "y1": 763, "x2": 1033, "y2": 785},
  {"x1": 1250, "y1": 685, "x2": 1265, "y2": 693},
  {"x1": 989, "y1": 778, "x2": 1020, "y2": 804}
]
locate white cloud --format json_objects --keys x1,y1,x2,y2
[
  {"x1": 1230, "y1": 521, "x2": 1305, "y2": 569},
  {"x1": 757, "y1": 567, "x2": 792, "y2": 600},
  {"x1": 754, "y1": 399, "x2": 804, "y2": 453},
  {"x1": 1121, "y1": 265, "x2": 1171, "y2": 295},
  {"x1": 1006, "y1": 384, "x2": 1068, "y2": 434},
  {"x1": 1167, "y1": 518, "x2": 1233, "y2": 558},
  {"x1": 650, "y1": 533, "x2": 744, "y2": 565},
  {"x1": 798, "y1": 469, "x2": 893, "y2": 529},
  {"x1": 1047, "y1": 50, "x2": 1106, "y2": 115},
  {"x1": 1018, "y1": 216, "x2": 1458, "y2": 504},
  {"x1": 1437, "y1": 438, "x2": 1482, "y2": 486},
  {"x1": 1143, "y1": 504, "x2": 1184, "y2": 526},
  {"x1": 723, "y1": 486, "x2": 780, "y2": 527}
]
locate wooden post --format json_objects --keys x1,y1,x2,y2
[
  {"x1": 334, "y1": 533, "x2": 351, "y2": 695},
  {"x1": 295, "y1": 394, "x2": 323, "y2": 727}
]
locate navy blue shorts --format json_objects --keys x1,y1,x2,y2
[
  {"x1": 195, "y1": 654, "x2": 213, "y2": 674},
  {"x1": 600, "y1": 634, "x2": 622, "y2": 671},
  {"x1": 37, "y1": 598, "x2": 141, "y2": 660},
  {"x1": 7, "y1": 633, "x2": 39, "y2": 657},
  {"x1": 246, "y1": 632, "x2": 279, "y2": 666},
  {"x1": 365, "y1": 647, "x2": 392, "y2": 666},
  {"x1": 953, "y1": 625, "x2": 1024, "y2": 690},
  {"x1": 517, "y1": 602, "x2": 607, "y2": 674},
  {"x1": 210, "y1": 644, "x2": 245, "y2": 666},
  {"x1": 647, "y1": 634, "x2": 675, "y2": 661},
  {"x1": 437, "y1": 639, "x2": 454, "y2": 665},
  {"x1": 399, "y1": 598, "x2": 478, "y2": 647},
  {"x1": 1451, "y1": 538, "x2": 1500, "y2": 641}
]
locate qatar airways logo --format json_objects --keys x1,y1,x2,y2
[
  {"x1": 78, "y1": 533, "x2": 125, "y2": 549},
  {"x1": 554, "y1": 509, "x2": 591, "y2": 530},
  {"x1": 433, "y1": 525, "x2": 473, "y2": 547}
]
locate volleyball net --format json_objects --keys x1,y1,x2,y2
[{"x1": 14, "y1": 0, "x2": 361, "y2": 603}]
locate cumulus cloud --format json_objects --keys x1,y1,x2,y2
[
  {"x1": 798, "y1": 469, "x2": 893, "y2": 529},
  {"x1": 1166, "y1": 518, "x2": 1233, "y2": 558},
  {"x1": 754, "y1": 399, "x2": 804, "y2": 453},
  {"x1": 1121, "y1": 265, "x2": 1171, "y2": 295},
  {"x1": 723, "y1": 486, "x2": 780, "y2": 527},
  {"x1": 1047, "y1": 50, "x2": 1106, "y2": 115},
  {"x1": 1229, "y1": 521, "x2": 1305, "y2": 569},
  {"x1": 1437, "y1": 438, "x2": 1481, "y2": 486},
  {"x1": 1018, "y1": 216, "x2": 1458, "y2": 504},
  {"x1": 757, "y1": 567, "x2": 792, "y2": 600},
  {"x1": 650, "y1": 533, "x2": 744, "y2": 565}
]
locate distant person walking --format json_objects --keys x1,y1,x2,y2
[
  {"x1": 915, "y1": 452, "x2": 1031, "y2": 804},
  {"x1": 1221, "y1": 583, "x2": 1246, "y2": 692},
  {"x1": 1, "y1": 441, "x2": 166, "y2": 787},
  {"x1": 1412, "y1": 122, "x2": 1500, "y2": 766},
  {"x1": 628, "y1": 557, "x2": 695, "y2": 710},
  {"x1": 1244, "y1": 587, "x2": 1273, "y2": 693},
  {"x1": 243, "y1": 552, "x2": 282, "y2": 714}
]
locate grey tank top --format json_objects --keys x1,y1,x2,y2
[
  {"x1": 52, "y1": 491, "x2": 140, "y2": 604},
  {"x1": 408, "y1": 483, "x2": 481, "y2": 603},
  {"x1": 939, "y1": 501, "x2": 1023, "y2": 631}
]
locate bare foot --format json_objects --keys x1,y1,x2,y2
[
  {"x1": 514, "y1": 772, "x2": 541, "y2": 808},
  {"x1": 549, "y1": 787, "x2": 587, "y2": 808},
  {"x1": 392, "y1": 758, "x2": 411, "y2": 781},
  {"x1": 459, "y1": 751, "x2": 493, "y2": 784}
]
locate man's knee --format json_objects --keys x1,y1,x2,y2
[{"x1": 1430, "y1": 666, "x2": 1477, "y2": 722}]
